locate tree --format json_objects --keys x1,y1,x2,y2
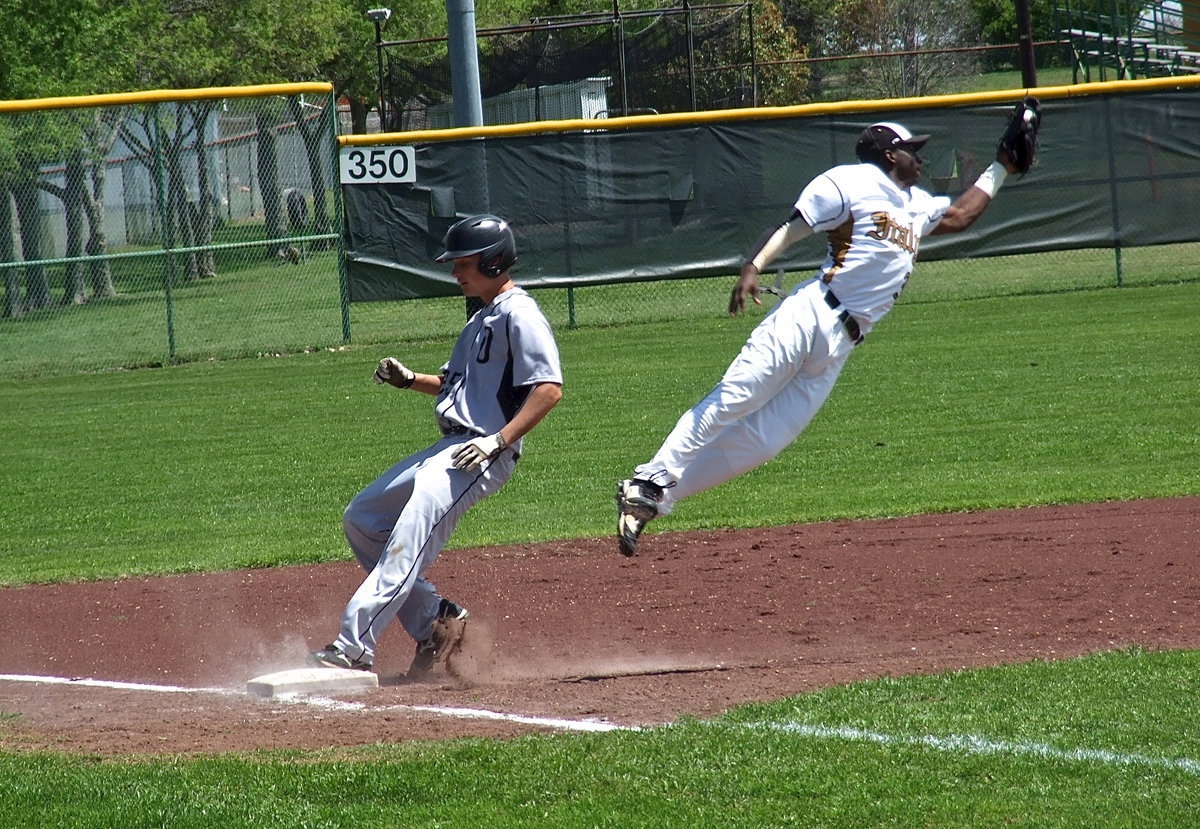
[
  {"x1": 321, "y1": 0, "x2": 387, "y2": 134},
  {"x1": 2, "y1": 113, "x2": 63, "y2": 313},
  {"x1": 828, "y1": 0, "x2": 982, "y2": 98},
  {"x1": 754, "y1": 0, "x2": 812, "y2": 106},
  {"x1": 970, "y1": 0, "x2": 1063, "y2": 70},
  {"x1": 219, "y1": 0, "x2": 342, "y2": 256},
  {"x1": 0, "y1": 0, "x2": 160, "y2": 316}
]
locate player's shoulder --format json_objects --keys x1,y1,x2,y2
[
  {"x1": 907, "y1": 184, "x2": 946, "y2": 211},
  {"x1": 802, "y1": 162, "x2": 884, "y2": 205},
  {"x1": 494, "y1": 285, "x2": 539, "y2": 313},
  {"x1": 821, "y1": 162, "x2": 879, "y2": 186},
  {"x1": 908, "y1": 183, "x2": 936, "y2": 200},
  {"x1": 824, "y1": 162, "x2": 866, "y2": 178},
  {"x1": 495, "y1": 286, "x2": 555, "y2": 327},
  {"x1": 810, "y1": 163, "x2": 893, "y2": 201}
]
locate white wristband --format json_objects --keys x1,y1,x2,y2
[{"x1": 972, "y1": 161, "x2": 1008, "y2": 199}]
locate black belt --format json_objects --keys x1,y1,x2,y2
[{"x1": 823, "y1": 287, "x2": 864, "y2": 345}]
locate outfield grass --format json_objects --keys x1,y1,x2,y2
[
  {"x1": 3, "y1": 236, "x2": 1198, "y2": 380},
  {"x1": 1, "y1": 276, "x2": 1195, "y2": 584}
]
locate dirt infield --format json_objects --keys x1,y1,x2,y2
[{"x1": 1, "y1": 496, "x2": 1197, "y2": 755}]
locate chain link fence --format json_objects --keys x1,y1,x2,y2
[
  {"x1": 343, "y1": 240, "x2": 1199, "y2": 352},
  {"x1": 381, "y1": 2, "x2": 764, "y2": 132},
  {"x1": 1, "y1": 83, "x2": 346, "y2": 378},
  {"x1": 4, "y1": 79, "x2": 1199, "y2": 380},
  {"x1": 373, "y1": 4, "x2": 1074, "y2": 132}
]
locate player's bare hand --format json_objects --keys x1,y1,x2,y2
[
  {"x1": 374, "y1": 357, "x2": 415, "y2": 388},
  {"x1": 729, "y1": 265, "x2": 762, "y2": 316},
  {"x1": 451, "y1": 433, "x2": 508, "y2": 470}
]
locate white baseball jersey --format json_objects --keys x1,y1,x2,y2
[
  {"x1": 798, "y1": 162, "x2": 951, "y2": 331},
  {"x1": 633, "y1": 161, "x2": 950, "y2": 513},
  {"x1": 436, "y1": 286, "x2": 562, "y2": 450}
]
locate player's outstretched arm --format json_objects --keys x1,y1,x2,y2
[
  {"x1": 730, "y1": 212, "x2": 814, "y2": 315},
  {"x1": 930, "y1": 175, "x2": 997, "y2": 235},
  {"x1": 934, "y1": 98, "x2": 1041, "y2": 236}
]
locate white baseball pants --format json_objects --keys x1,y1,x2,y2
[{"x1": 634, "y1": 278, "x2": 858, "y2": 515}]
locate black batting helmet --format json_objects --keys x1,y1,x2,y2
[
  {"x1": 435, "y1": 214, "x2": 517, "y2": 278},
  {"x1": 855, "y1": 121, "x2": 931, "y2": 167}
]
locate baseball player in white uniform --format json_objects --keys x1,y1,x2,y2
[
  {"x1": 312, "y1": 214, "x2": 563, "y2": 675},
  {"x1": 617, "y1": 121, "x2": 1020, "y2": 555}
]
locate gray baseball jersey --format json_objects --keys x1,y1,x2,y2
[
  {"x1": 333, "y1": 285, "x2": 561, "y2": 666},
  {"x1": 435, "y1": 286, "x2": 563, "y2": 450}
]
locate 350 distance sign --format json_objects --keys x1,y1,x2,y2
[{"x1": 339, "y1": 146, "x2": 416, "y2": 184}]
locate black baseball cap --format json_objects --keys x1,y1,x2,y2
[{"x1": 860, "y1": 121, "x2": 930, "y2": 154}]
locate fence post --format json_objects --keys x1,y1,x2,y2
[
  {"x1": 328, "y1": 89, "x2": 352, "y2": 343},
  {"x1": 614, "y1": 2, "x2": 629, "y2": 115},
  {"x1": 151, "y1": 102, "x2": 178, "y2": 361},
  {"x1": 685, "y1": 0, "x2": 697, "y2": 111},
  {"x1": 747, "y1": 2, "x2": 758, "y2": 106},
  {"x1": 1102, "y1": 95, "x2": 1124, "y2": 287}
]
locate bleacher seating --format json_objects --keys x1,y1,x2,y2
[{"x1": 1056, "y1": 0, "x2": 1198, "y2": 81}]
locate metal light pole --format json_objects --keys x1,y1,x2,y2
[
  {"x1": 1014, "y1": 0, "x2": 1038, "y2": 87},
  {"x1": 445, "y1": 0, "x2": 484, "y2": 127},
  {"x1": 366, "y1": 8, "x2": 392, "y2": 131}
]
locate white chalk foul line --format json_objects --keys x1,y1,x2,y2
[
  {"x1": 0, "y1": 673, "x2": 626, "y2": 734},
  {"x1": 270, "y1": 692, "x2": 628, "y2": 732},
  {"x1": 407, "y1": 703, "x2": 628, "y2": 733},
  {"x1": 8, "y1": 672, "x2": 1193, "y2": 766},
  {"x1": 0, "y1": 673, "x2": 234, "y2": 695},
  {"x1": 740, "y1": 722, "x2": 1200, "y2": 776}
]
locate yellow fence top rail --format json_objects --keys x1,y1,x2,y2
[
  {"x1": 341, "y1": 75, "x2": 1200, "y2": 147},
  {"x1": 0, "y1": 82, "x2": 334, "y2": 113}
]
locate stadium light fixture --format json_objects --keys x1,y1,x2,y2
[{"x1": 366, "y1": 8, "x2": 393, "y2": 131}]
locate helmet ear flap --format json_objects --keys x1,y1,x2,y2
[{"x1": 481, "y1": 252, "x2": 504, "y2": 279}]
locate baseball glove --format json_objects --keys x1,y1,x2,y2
[{"x1": 997, "y1": 96, "x2": 1041, "y2": 175}]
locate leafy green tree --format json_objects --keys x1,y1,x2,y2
[
  {"x1": 0, "y1": 0, "x2": 163, "y2": 314},
  {"x1": 322, "y1": 1, "x2": 387, "y2": 134},
  {"x1": 755, "y1": 0, "x2": 811, "y2": 105},
  {"x1": 826, "y1": 0, "x2": 982, "y2": 98},
  {"x1": 971, "y1": 0, "x2": 1063, "y2": 70}
]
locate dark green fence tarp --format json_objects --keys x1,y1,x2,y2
[{"x1": 344, "y1": 88, "x2": 1200, "y2": 301}]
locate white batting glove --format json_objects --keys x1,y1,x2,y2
[
  {"x1": 374, "y1": 357, "x2": 415, "y2": 388},
  {"x1": 451, "y1": 433, "x2": 507, "y2": 470}
]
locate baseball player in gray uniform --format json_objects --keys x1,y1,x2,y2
[
  {"x1": 617, "y1": 120, "x2": 1021, "y2": 555},
  {"x1": 312, "y1": 214, "x2": 563, "y2": 675}
]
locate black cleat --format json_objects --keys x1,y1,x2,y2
[
  {"x1": 616, "y1": 478, "x2": 663, "y2": 556},
  {"x1": 309, "y1": 644, "x2": 373, "y2": 671},
  {"x1": 408, "y1": 599, "x2": 470, "y2": 679}
]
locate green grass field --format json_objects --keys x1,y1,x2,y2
[
  {"x1": 1, "y1": 650, "x2": 1195, "y2": 826},
  {"x1": 2, "y1": 269, "x2": 1195, "y2": 584},
  {"x1": 1, "y1": 247, "x2": 1197, "y2": 825}
]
